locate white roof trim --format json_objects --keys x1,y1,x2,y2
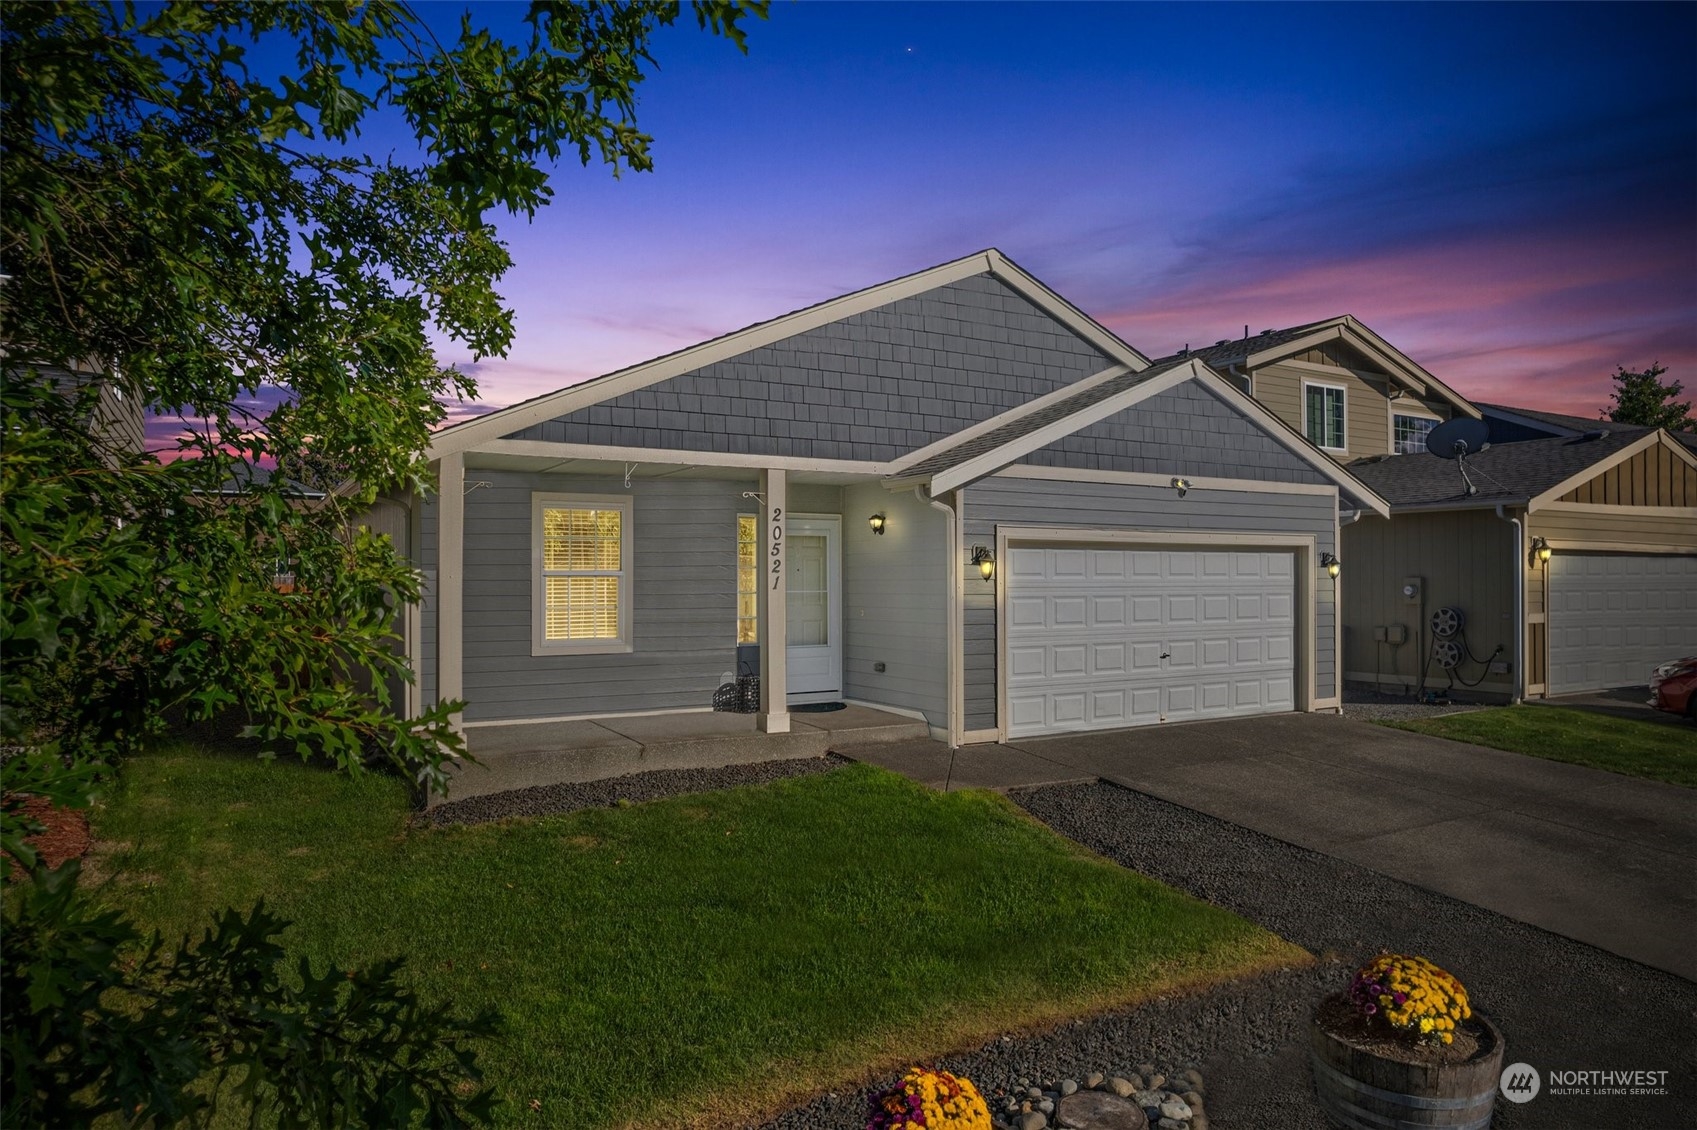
[
  {"x1": 885, "y1": 362, "x2": 1133, "y2": 474},
  {"x1": 1246, "y1": 317, "x2": 1479, "y2": 419},
  {"x1": 1476, "y1": 404, "x2": 1585, "y2": 437},
  {"x1": 468, "y1": 438, "x2": 890, "y2": 476},
  {"x1": 1526, "y1": 430, "x2": 1697, "y2": 513},
  {"x1": 427, "y1": 248, "x2": 1151, "y2": 463},
  {"x1": 905, "y1": 360, "x2": 1391, "y2": 516},
  {"x1": 926, "y1": 361, "x2": 1200, "y2": 494}
]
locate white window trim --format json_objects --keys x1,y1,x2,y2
[
  {"x1": 1303, "y1": 380, "x2": 1349, "y2": 453},
  {"x1": 531, "y1": 492, "x2": 633, "y2": 656},
  {"x1": 1390, "y1": 408, "x2": 1443, "y2": 456}
]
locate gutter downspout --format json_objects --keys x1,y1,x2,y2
[
  {"x1": 1494, "y1": 504, "x2": 1526, "y2": 704},
  {"x1": 1336, "y1": 505, "x2": 1364, "y2": 711},
  {"x1": 917, "y1": 486, "x2": 962, "y2": 748}
]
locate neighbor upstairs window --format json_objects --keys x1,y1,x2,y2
[
  {"x1": 1393, "y1": 413, "x2": 1439, "y2": 455},
  {"x1": 532, "y1": 494, "x2": 632, "y2": 655},
  {"x1": 737, "y1": 514, "x2": 759, "y2": 643},
  {"x1": 1304, "y1": 383, "x2": 1346, "y2": 451}
]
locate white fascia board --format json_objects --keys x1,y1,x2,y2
[
  {"x1": 928, "y1": 361, "x2": 1202, "y2": 495},
  {"x1": 1526, "y1": 430, "x2": 1697, "y2": 513},
  {"x1": 983, "y1": 250, "x2": 1153, "y2": 368},
  {"x1": 1477, "y1": 404, "x2": 1582, "y2": 437},
  {"x1": 994, "y1": 464, "x2": 1339, "y2": 497},
  {"x1": 427, "y1": 251, "x2": 1000, "y2": 462},
  {"x1": 1339, "y1": 317, "x2": 1480, "y2": 418},
  {"x1": 1246, "y1": 318, "x2": 1479, "y2": 420},
  {"x1": 470, "y1": 438, "x2": 891, "y2": 476},
  {"x1": 884, "y1": 363, "x2": 1134, "y2": 477}
]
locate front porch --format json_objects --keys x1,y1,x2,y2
[{"x1": 435, "y1": 704, "x2": 928, "y2": 804}]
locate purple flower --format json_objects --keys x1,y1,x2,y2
[{"x1": 1364, "y1": 1003, "x2": 1377, "y2": 1014}]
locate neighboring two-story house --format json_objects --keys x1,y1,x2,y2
[{"x1": 1182, "y1": 320, "x2": 1697, "y2": 702}]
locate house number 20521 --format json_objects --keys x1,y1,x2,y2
[{"x1": 770, "y1": 505, "x2": 784, "y2": 589}]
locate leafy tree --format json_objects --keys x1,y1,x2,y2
[
  {"x1": 1603, "y1": 363, "x2": 1693, "y2": 430},
  {"x1": 2, "y1": 1, "x2": 762, "y2": 1123}
]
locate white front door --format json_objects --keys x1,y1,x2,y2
[{"x1": 786, "y1": 516, "x2": 842, "y2": 702}]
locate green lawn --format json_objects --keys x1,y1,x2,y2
[
  {"x1": 1380, "y1": 706, "x2": 1697, "y2": 787},
  {"x1": 89, "y1": 750, "x2": 1304, "y2": 1128}
]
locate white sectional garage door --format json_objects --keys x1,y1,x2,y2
[
  {"x1": 1004, "y1": 546, "x2": 1296, "y2": 738},
  {"x1": 1548, "y1": 553, "x2": 1697, "y2": 695}
]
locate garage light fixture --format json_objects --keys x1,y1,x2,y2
[
  {"x1": 1170, "y1": 476, "x2": 1190, "y2": 498},
  {"x1": 971, "y1": 545, "x2": 995, "y2": 581},
  {"x1": 1531, "y1": 536, "x2": 1552, "y2": 564},
  {"x1": 869, "y1": 512, "x2": 886, "y2": 536},
  {"x1": 1320, "y1": 552, "x2": 1341, "y2": 579}
]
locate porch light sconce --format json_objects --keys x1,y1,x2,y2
[
  {"x1": 1321, "y1": 552, "x2": 1341, "y2": 579},
  {"x1": 971, "y1": 545, "x2": 995, "y2": 582},
  {"x1": 869, "y1": 512, "x2": 886, "y2": 536},
  {"x1": 1531, "y1": 537, "x2": 1552, "y2": 564},
  {"x1": 1171, "y1": 476, "x2": 1190, "y2": 498}
]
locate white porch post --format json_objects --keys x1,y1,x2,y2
[
  {"x1": 758, "y1": 468, "x2": 789, "y2": 733},
  {"x1": 437, "y1": 452, "x2": 465, "y2": 728}
]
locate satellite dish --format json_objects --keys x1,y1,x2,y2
[{"x1": 1425, "y1": 417, "x2": 1490, "y2": 459}]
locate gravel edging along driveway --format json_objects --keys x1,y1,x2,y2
[
  {"x1": 758, "y1": 779, "x2": 1696, "y2": 1130},
  {"x1": 419, "y1": 754, "x2": 1693, "y2": 1130}
]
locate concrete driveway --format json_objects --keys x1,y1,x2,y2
[{"x1": 1007, "y1": 713, "x2": 1697, "y2": 982}]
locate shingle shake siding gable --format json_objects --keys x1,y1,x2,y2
[{"x1": 502, "y1": 273, "x2": 1117, "y2": 462}]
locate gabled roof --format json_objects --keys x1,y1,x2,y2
[
  {"x1": 884, "y1": 356, "x2": 1391, "y2": 515},
  {"x1": 1343, "y1": 425, "x2": 1693, "y2": 510},
  {"x1": 1180, "y1": 316, "x2": 1481, "y2": 420},
  {"x1": 1475, "y1": 402, "x2": 1602, "y2": 438},
  {"x1": 427, "y1": 249, "x2": 1152, "y2": 463}
]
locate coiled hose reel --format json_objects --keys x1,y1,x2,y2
[
  {"x1": 1432, "y1": 639, "x2": 1463, "y2": 670},
  {"x1": 1430, "y1": 606, "x2": 1465, "y2": 640}
]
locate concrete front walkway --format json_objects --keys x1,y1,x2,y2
[
  {"x1": 841, "y1": 713, "x2": 1697, "y2": 982},
  {"x1": 443, "y1": 705, "x2": 927, "y2": 803}
]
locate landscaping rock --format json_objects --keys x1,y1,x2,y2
[
  {"x1": 1107, "y1": 1077, "x2": 1135, "y2": 1098},
  {"x1": 1053, "y1": 1089, "x2": 1149, "y2": 1130},
  {"x1": 1028, "y1": 1087, "x2": 1044, "y2": 1100},
  {"x1": 1181, "y1": 1091, "x2": 1203, "y2": 1111},
  {"x1": 1132, "y1": 1090, "x2": 1165, "y2": 1109},
  {"x1": 1084, "y1": 1072, "x2": 1104, "y2": 1089},
  {"x1": 1039, "y1": 1099, "x2": 1054, "y2": 1115},
  {"x1": 1146, "y1": 1073, "x2": 1165, "y2": 1091},
  {"x1": 1060, "y1": 1079, "x2": 1079, "y2": 1096},
  {"x1": 1159, "y1": 1097, "x2": 1192, "y2": 1121},
  {"x1": 1019, "y1": 1113, "x2": 1048, "y2": 1130},
  {"x1": 1157, "y1": 1119, "x2": 1186, "y2": 1130}
]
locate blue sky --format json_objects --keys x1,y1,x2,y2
[
  {"x1": 150, "y1": 1, "x2": 1697, "y2": 444},
  {"x1": 438, "y1": 1, "x2": 1696, "y2": 421}
]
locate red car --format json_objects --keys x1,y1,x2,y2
[{"x1": 1649, "y1": 657, "x2": 1697, "y2": 720}]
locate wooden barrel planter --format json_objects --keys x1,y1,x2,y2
[{"x1": 1311, "y1": 993, "x2": 1504, "y2": 1130}]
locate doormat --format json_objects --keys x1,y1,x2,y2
[{"x1": 791, "y1": 702, "x2": 847, "y2": 713}]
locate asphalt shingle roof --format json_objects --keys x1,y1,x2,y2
[
  {"x1": 1345, "y1": 427, "x2": 1653, "y2": 508},
  {"x1": 898, "y1": 357, "x2": 1192, "y2": 480},
  {"x1": 1169, "y1": 321, "x2": 1334, "y2": 369},
  {"x1": 1475, "y1": 402, "x2": 1607, "y2": 435}
]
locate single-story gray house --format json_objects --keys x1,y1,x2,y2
[{"x1": 397, "y1": 250, "x2": 1387, "y2": 745}]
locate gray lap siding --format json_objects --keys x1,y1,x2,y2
[
  {"x1": 962, "y1": 479, "x2": 1339, "y2": 733},
  {"x1": 458, "y1": 472, "x2": 751, "y2": 722}
]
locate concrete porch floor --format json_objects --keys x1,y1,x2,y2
[{"x1": 437, "y1": 704, "x2": 929, "y2": 804}]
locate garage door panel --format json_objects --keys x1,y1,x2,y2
[
  {"x1": 1548, "y1": 553, "x2": 1697, "y2": 695},
  {"x1": 1005, "y1": 545, "x2": 1299, "y2": 738}
]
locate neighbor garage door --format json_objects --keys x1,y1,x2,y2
[
  {"x1": 1548, "y1": 553, "x2": 1697, "y2": 695},
  {"x1": 1004, "y1": 546, "x2": 1296, "y2": 739}
]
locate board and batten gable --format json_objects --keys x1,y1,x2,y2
[
  {"x1": 841, "y1": 483, "x2": 949, "y2": 728},
  {"x1": 501, "y1": 273, "x2": 1117, "y2": 462}
]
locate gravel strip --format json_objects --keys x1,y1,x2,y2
[
  {"x1": 1340, "y1": 686, "x2": 1490, "y2": 723},
  {"x1": 757, "y1": 780, "x2": 1695, "y2": 1130},
  {"x1": 419, "y1": 754, "x2": 850, "y2": 827}
]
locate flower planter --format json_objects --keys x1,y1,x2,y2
[{"x1": 1311, "y1": 992, "x2": 1504, "y2": 1130}]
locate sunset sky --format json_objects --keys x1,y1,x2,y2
[{"x1": 151, "y1": 1, "x2": 1697, "y2": 445}]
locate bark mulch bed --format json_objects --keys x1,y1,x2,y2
[{"x1": 4, "y1": 795, "x2": 92, "y2": 877}]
